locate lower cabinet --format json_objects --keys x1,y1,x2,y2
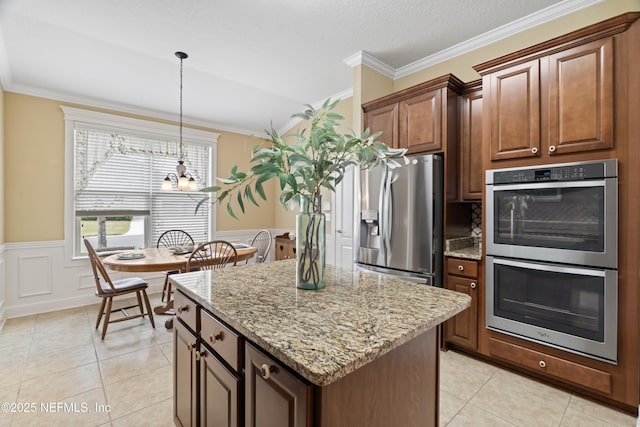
[
  {"x1": 245, "y1": 343, "x2": 312, "y2": 427},
  {"x1": 174, "y1": 290, "x2": 311, "y2": 427},
  {"x1": 200, "y1": 345, "x2": 241, "y2": 427},
  {"x1": 174, "y1": 320, "x2": 198, "y2": 427},
  {"x1": 444, "y1": 258, "x2": 480, "y2": 350}
]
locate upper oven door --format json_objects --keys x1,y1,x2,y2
[{"x1": 486, "y1": 178, "x2": 617, "y2": 268}]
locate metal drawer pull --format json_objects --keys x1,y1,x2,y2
[
  {"x1": 187, "y1": 342, "x2": 195, "y2": 352},
  {"x1": 470, "y1": 282, "x2": 477, "y2": 289},
  {"x1": 177, "y1": 305, "x2": 189, "y2": 314},
  {"x1": 539, "y1": 360, "x2": 546, "y2": 368},
  {"x1": 457, "y1": 265, "x2": 464, "y2": 271},
  {"x1": 260, "y1": 364, "x2": 275, "y2": 380},
  {"x1": 210, "y1": 332, "x2": 224, "y2": 344}
]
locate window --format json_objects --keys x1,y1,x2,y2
[{"x1": 63, "y1": 107, "x2": 218, "y2": 261}]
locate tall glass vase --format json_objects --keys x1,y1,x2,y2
[{"x1": 296, "y1": 195, "x2": 326, "y2": 290}]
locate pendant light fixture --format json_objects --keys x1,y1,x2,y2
[{"x1": 162, "y1": 51, "x2": 197, "y2": 191}]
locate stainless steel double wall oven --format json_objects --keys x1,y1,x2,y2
[{"x1": 485, "y1": 159, "x2": 618, "y2": 364}]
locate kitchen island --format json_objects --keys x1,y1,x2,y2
[{"x1": 170, "y1": 259, "x2": 471, "y2": 427}]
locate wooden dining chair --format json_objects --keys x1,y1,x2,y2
[
  {"x1": 84, "y1": 238, "x2": 155, "y2": 340},
  {"x1": 157, "y1": 229, "x2": 194, "y2": 302},
  {"x1": 247, "y1": 229, "x2": 272, "y2": 264},
  {"x1": 186, "y1": 240, "x2": 238, "y2": 272}
]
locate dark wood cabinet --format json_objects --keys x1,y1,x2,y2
[
  {"x1": 245, "y1": 343, "x2": 312, "y2": 427},
  {"x1": 200, "y1": 345, "x2": 241, "y2": 427},
  {"x1": 479, "y1": 32, "x2": 615, "y2": 163},
  {"x1": 487, "y1": 59, "x2": 541, "y2": 161},
  {"x1": 444, "y1": 258, "x2": 479, "y2": 350},
  {"x1": 459, "y1": 82, "x2": 483, "y2": 201},
  {"x1": 174, "y1": 320, "x2": 198, "y2": 427},
  {"x1": 399, "y1": 89, "x2": 442, "y2": 153},
  {"x1": 363, "y1": 74, "x2": 463, "y2": 156},
  {"x1": 174, "y1": 290, "x2": 244, "y2": 427},
  {"x1": 545, "y1": 37, "x2": 613, "y2": 155},
  {"x1": 364, "y1": 103, "x2": 398, "y2": 148}
]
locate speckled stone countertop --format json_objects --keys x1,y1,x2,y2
[
  {"x1": 444, "y1": 236, "x2": 482, "y2": 260},
  {"x1": 170, "y1": 260, "x2": 470, "y2": 387}
]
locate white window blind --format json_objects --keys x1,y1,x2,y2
[{"x1": 74, "y1": 126, "x2": 210, "y2": 249}]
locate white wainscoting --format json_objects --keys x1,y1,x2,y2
[{"x1": 0, "y1": 229, "x2": 284, "y2": 321}]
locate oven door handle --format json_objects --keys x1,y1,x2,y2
[
  {"x1": 492, "y1": 179, "x2": 607, "y2": 191},
  {"x1": 493, "y1": 257, "x2": 607, "y2": 277}
]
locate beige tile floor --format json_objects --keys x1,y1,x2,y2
[{"x1": 0, "y1": 294, "x2": 637, "y2": 427}]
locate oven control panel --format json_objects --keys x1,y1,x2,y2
[{"x1": 493, "y1": 162, "x2": 606, "y2": 184}]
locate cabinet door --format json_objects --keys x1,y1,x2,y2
[
  {"x1": 245, "y1": 343, "x2": 312, "y2": 427},
  {"x1": 445, "y1": 275, "x2": 478, "y2": 349},
  {"x1": 174, "y1": 320, "x2": 198, "y2": 427},
  {"x1": 200, "y1": 346, "x2": 241, "y2": 427},
  {"x1": 546, "y1": 37, "x2": 614, "y2": 155},
  {"x1": 364, "y1": 103, "x2": 399, "y2": 148},
  {"x1": 460, "y1": 89, "x2": 483, "y2": 200},
  {"x1": 489, "y1": 59, "x2": 540, "y2": 160},
  {"x1": 399, "y1": 90, "x2": 442, "y2": 154}
]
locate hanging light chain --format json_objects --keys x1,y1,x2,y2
[{"x1": 176, "y1": 51, "x2": 188, "y2": 162}]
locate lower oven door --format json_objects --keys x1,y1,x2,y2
[{"x1": 486, "y1": 256, "x2": 617, "y2": 364}]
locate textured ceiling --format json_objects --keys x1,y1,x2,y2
[{"x1": 0, "y1": 0, "x2": 589, "y2": 135}]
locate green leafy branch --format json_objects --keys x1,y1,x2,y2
[{"x1": 197, "y1": 98, "x2": 406, "y2": 219}]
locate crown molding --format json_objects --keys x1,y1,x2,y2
[
  {"x1": 276, "y1": 87, "x2": 354, "y2": 135},
  {"x1": 3, "y1": 82, "x2": 264, "y2": 137},
  {"x1": 344, "y1": 0, "x2": 604, "y2": 80},
  {"x1": 0, "y1": 24, "x2": 10, "y2": 91},
  {"x1": 343, "y1": 50, "x2": 396, "y2": 79}
]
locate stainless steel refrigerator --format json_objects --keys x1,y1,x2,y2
[{"x1": 355, "y1": 153, "x2": 443, "y2": 286}]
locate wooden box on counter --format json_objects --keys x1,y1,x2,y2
[{"x1": 275, "y1": 233, "x2": 296, "y2": 261}]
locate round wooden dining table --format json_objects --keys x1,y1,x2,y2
[
  {"x1": 103, "y1": 245, "x2": 257, "y2": 328},
  {"x1": 104, "y1": 246, "x2": 257, "y2": 273}
]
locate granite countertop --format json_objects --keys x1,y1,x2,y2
[
  {"x1": 170, "y1": 260, "x2": 471, "y2": 387},
  {"x1": 444, "y1": 236, "x2": 482, "y2": 260}
]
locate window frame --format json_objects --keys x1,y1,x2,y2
[{"x1": 62, "y1": 106, "x2": 219, "y2": 266}]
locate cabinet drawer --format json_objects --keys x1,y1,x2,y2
[
  {"x1": 446, "y1": 258, "x2": 478, "y2": 278},
  {"x1": 489, "y1": 338, "x2": 611, "y2": 395},
  {"x1": 201, "y1": 309, "x2": 242, "y2": 372},
  {"x1": 174, "y1": 290, "x2": 198, "y2": 332}
]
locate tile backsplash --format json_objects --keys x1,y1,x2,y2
[{"x1": 471, "y1": 203, "x2": 482, "y2": 237}]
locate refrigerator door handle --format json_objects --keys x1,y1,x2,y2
[
  {"x1": 385, "y1": 169, "x2": 394, "y2": 265},
  {"x1": 378, "y1": 165, "x2": 388, "y2": 262}
]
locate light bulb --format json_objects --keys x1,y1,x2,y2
[{"x1": 161, "y1": 177, "x2": 173, "y2": 191}]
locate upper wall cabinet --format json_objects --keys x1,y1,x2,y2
[
  {"x1": 474, "y1": 15, "x2": 635, "y2": 163},
  {"x1": 459, "y1": 81, "x2": 483, "y2": 201},
  {"x1": 398, "y1": 89, "x2": 442, "y2": 153},
  {"x1": 363, "y1": 74, "x2": 463, "y2": 156}
]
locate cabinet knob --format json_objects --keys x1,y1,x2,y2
[
  {"x1": 539, "y1": 360, "x2": 546, "y2": 368},
  {"x1": 260, "y1": 364, "x2": 275, "y2": 380},
  {"x1": 457, "y1": 265, "x2": 464, "y2": 271},
  {"x1": 549, "y1": 145, "x2": 556, "y2": 153},
  {"x1": 187, "y1": 342, "x2": 196, "y2": 352},
  {"x1": 470, "y1": 282, "x2": 477, "y2": 289},
  {"x1": 210, "y1": 332, "x2": 224, "y2": 344},
  {"x1": 531, "y1": 147, "x2": 538, "y2": 154},
  {"x1": 177, "y1": 305, "x2": 189, "y2": 314}
]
